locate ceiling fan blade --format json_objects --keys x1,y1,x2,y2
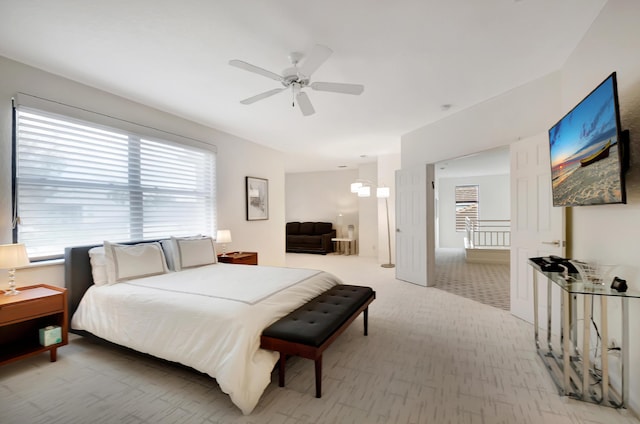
[
  {"x1": 240, "y1": 88, "x2": 286, "y2": 105},
  {"x1": 229, "y1": 59, "x2": 283, "y2": 82},
  {"x1": 298, "y1": 44, "x2": 333, "y2": 77},
  {"x1": 296, "y1": 91, "x2": 315, "y2": 116},
  {"x1": 310, "y1": 81, "x2": 364, "y2": 95}
]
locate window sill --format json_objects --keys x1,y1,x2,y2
[{"x1": 16, "y1": 258, "x2": 64, "y2": 269}]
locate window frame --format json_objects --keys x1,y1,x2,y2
[{"x1": 12, "y1": 104, "x2": 217, "y2": 260}]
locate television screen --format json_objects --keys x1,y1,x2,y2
[{"x1": 548, "y1": 72, "x2": 625, "y2": 207}]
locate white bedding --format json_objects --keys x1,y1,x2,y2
[{"x1": 71, "y1": 263, "x2": 342, "y2": 414}]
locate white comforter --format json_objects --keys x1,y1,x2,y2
[{"x1": 71, "y1": 263, "x2": 341, "y2": 414}]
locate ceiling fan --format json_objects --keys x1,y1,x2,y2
[{"x1": 229, "y1": 44, "x2": 364, "y2": 116}]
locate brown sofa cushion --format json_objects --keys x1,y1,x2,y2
[
  {"x1": 314, "y1": 222, "x2": 333, "y2": 235},
  {"x1": 299, "y1": 222, "x2": 315, "y2": 235},
  {"x1": 286, "y1": 222, "x2": 300, "y2": 235}
]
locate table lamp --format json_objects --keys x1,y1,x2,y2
[
  {"x1": 216, "y1": 230, "x2": 232, "y2": 257},
  {"x1": 0, "y1": 243, "x2": 30, "y2": 295}
]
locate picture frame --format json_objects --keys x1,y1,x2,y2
[{"x1": 246, "y1": 176, "x2": 269, "y2": 220}]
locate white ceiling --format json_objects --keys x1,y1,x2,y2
[
  {"x1": 0, "y1": 0, "x2": 606, "y2": 172},
  {"x1": 435, "y1": 146, "x2": 510, "y2": 179}
]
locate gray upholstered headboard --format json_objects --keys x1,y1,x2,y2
[{"x1": 64, "y1": 239, "x2": 165, "y2": 327}]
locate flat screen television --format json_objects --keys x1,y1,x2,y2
[{"x1": 548, "y1": 72, "x2": 626, "y2": 207}]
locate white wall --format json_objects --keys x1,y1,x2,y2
[
  {"x1": 400, "y1": 0, "x2": 640, "y2": 412},
  {"x1": 0, "y1": 55, "x2": 287, "y2": 289},
  {"x1": 560, "y1": 0, "x2": 640, "y2": 412},
  {"x1": 377, "y1": 153, "x2": 401, "y2": 264},
  {"x1": 402, "y1": 71, "x2": 562, "y2": 167},
  {"x1": 357, "y1": 163, "x2": 378, "y2": 257},
  {"x1": 437, "y1": 174, "x2": 510, "y2": 248},
  {"x1": 285, "y1": 169, "x2": 358, "y2": 236}
]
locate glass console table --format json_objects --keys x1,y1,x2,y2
[{"x1": 529, "y1": 258, "x2": 640, "y2": 408}]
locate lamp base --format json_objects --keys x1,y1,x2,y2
[
  {"x1": 4, "y1": 287, "x2": 20, "y2": 296},
  {"x1": 381, "y1": 263, "x2": 395, "y2": 268},
  {"x1": 5, "y1": 272, "x2": 20, "y2": 295}
]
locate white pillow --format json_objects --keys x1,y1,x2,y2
[
  {"x1": 171, "y1": 236, "x2": 217, "y2": 270},
  {"x1": 103, "y1": 241, "x2": 169, "y2": 284},
  {"x1": 162, "y1": 235, "x2": 204, "y2": 271},
  {"x1": 88, "y1": 246, "x2": 108, "y2": 286},
  {"x1": 160, "y1": 239, "x2": 176, "y2": 271}
]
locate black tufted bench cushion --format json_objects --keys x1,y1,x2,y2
[{"x1": 260, "y1": 284, "x2": 375, "y2": 398}]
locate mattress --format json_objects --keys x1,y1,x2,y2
[{"x1": 71, "y1": 263, "x2": 342, "y2": 414}]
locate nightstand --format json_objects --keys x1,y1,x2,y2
[
  {"x1": 218, "y1": 251, "x2": 258, "y2": 265},
  {"x1": 0, "y1": 284, "x2": 68, "y2": 366}
]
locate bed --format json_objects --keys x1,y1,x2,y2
[{"x1": 64, "y1": 238, "x2": 342, "y2": 415}]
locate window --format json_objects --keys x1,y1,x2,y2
[
  {"x1": 455, "y1": 185, "x2": 478, "y2": 231},
  {"x1": 14, "y1": 107, "x2": 216, "y2": 259}
]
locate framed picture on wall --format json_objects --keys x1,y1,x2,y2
[{"x1": 246, "y1": 176, "x2": 269, "y2": 220}]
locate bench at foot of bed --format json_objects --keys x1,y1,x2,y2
[{"x1": 260, "y1": 284, "x2": 375, "y2": 398}]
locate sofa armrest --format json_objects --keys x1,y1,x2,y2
[{"x1": 321, "y1": 230, "x2": 337, "y2": 253}]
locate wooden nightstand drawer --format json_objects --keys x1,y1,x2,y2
[
  {"x1": 231, "y1": 256, "x2": 255, "y2": 265},
  {"x1": 218, "y1": 252, "x2": 258, "y2": 265},
  {"x1": 0, "y1": 294, "x2": 63, "y2": 325}
]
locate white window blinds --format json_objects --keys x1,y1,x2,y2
[
  {"x1": 15, "y1": 107, "x2": 216, "y2": 259},
  {"x1": 455, "y1": 185, "x2": 479, "y2": 232}
]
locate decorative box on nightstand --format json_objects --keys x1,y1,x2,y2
[
  {"x1": 0, "y1": 284, "x2": 69, "y2": 366},
  {"x1": 217, "y1": 251, "x2": 258, "y2": 265}
]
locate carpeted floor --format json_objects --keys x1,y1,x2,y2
[
  {"x1": 435, "y1": 247, "x2": 510, "y2": 311},
  {"x1": 1, "y1": 254, "x2": 636, "y2": 424}
]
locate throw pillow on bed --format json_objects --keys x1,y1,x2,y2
[
  {"x1": 103, "y1": 241, "x2": 169, "y2": 284},
  {"x1": 88, "y1": 246, "x2": 109, "y2": 286},
  {"x1": 168, "y1": 235, "x2": 218, "y2": 271}
]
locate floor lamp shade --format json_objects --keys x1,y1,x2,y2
[{"x1": 376, "y1": 187, "x2": 390, "y2": 198}]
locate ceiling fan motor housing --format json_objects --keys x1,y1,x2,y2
[{"x1": 281, "y1": 67, "x2": 309, "y2": 87}]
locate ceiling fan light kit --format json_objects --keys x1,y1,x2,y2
[{"x1": 229, "y1": 44, "x2": 364, "y2": 116}]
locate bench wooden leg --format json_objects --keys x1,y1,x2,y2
[
  {"x1": 315, "y1": 355, "x2": 322, "y2": 398},
  {"x1": 364, "y1": 307, "x2": 369, "y2": 336},
  {"x1": 278, "y1": 352, "x2": 286, "y2": 387}
]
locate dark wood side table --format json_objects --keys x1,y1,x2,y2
[
  {"x1": 218, "y1": 251, "x2": 258, "y2": 265},
  {"x1": 0, "y1": 284, "x2": 69, "y2": 366}
]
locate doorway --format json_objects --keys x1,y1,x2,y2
[{"x1": 432, "y1": 146, "x2": 511, "y2": 310}]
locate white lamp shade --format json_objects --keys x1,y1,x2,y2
[
  {"x1": 376, "y1": 187, "x2": 390, "y2": 198},
  {"x1": 357, "y1": 186, "x2": 371, "y2": 197},
  {"x1": 350, "y1": 182, "x2": 363, "y2": 193},
  {"x1": 0, "y1": 243, "x2": 30, "y2": 269},
  {"x1": 216, "y1": 230, "x2": 232, "y2": 244}
]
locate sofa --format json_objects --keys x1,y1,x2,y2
[{"x1": 286, "y1": 222, "x2": 336, "y2": 254}]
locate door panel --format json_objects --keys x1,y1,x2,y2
[
  {"x1": 396, "y1": 165, "x2": 428, "y2": 286},
  {"x1": 510, "y1": 134, "x2": 565, "y2": 323}
]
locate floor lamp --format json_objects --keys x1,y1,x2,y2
[{"x1": 376, "y1": 187, "x2": 395, "y2": 268}]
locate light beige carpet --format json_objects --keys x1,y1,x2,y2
[
  {"x1": 434, "y1": 248, "x2": 510, "y2": 311},
  {"x1": 0, "y1": 254, "x2": 636, "y2": 424}
]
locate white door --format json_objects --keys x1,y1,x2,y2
[
  {"x1": 395, "y1": 165, "x2": 435, "y2": 286},
  {"x1": 510, "y1": 134, "x2": 565, "y2": 323}
]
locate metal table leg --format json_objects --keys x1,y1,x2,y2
[
  {"x1": 533, "y1": 270, "x2": 539, "y2": 349},
  {"x1": 562, "y1": 289, "x2": 571, "y2": 395},
  {"x1": 601, "y1": 296, "x2": 609, "y2": 404},
  {"x1": 582, "y1": 294, "x2": 592, "y2": 399}
]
